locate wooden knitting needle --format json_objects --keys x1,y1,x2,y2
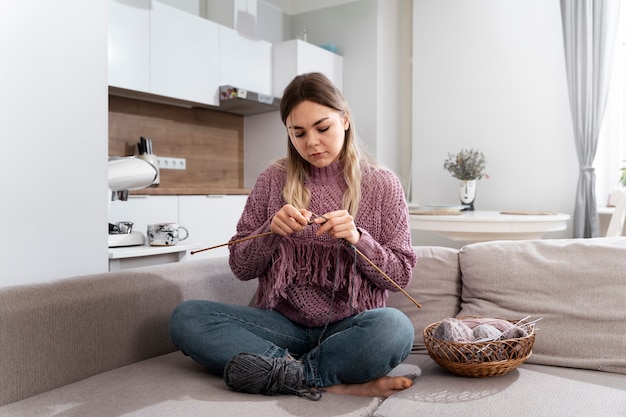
[
  {"x1": 190, "y1": 231, "x2": 273, "y2": 254},
  {"x1": 190, "y1": 213, "x2": 322, "y2": 254},
  {"x1": 191, "y1": 230, "x2": 421, "y2": 309},
  {"x1": 351, "y1": 245, "x2": 421, "y2": 309}
]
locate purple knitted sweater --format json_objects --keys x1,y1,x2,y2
[{"x1": 228, "y1": 161, "x2": 417, "y2": 327}]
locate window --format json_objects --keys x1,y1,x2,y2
[{"x1": 596, "y1": 5, "x2": 626, "y2": 206}]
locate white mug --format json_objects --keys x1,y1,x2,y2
[{"x1": 147, "y1": 223, "x2": 189, "y2": 246}]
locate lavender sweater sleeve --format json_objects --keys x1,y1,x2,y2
[
  {"x1": 351, "y1": 168, "x2": 416, "y2": 291},
  {"x1": 228, "y1": 166, "x2": 286, "y2": 280}
]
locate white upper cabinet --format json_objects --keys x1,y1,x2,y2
[
  {"x1": 109, "y1": 1, "x2": 294, "y2": 111},
  {"x1": 219, "y1": 26, "x2": 272, "y2": 96},
  {"x1": 151, "y1": 2, "x2": 220, "y2": 105},
  {"x1": 272, "y1": 40, "x2": 343, "y2": 98},
  {"x1": 109, "y1": 0, "x2": 151, "y2": 93}
]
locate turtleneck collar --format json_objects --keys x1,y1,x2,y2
[{"x1": 308, "y1": 160, "x2": 343, "y2": 184}]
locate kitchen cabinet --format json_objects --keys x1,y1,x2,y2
[
  {"x1": 108, "y1": 0, "x2": 151, "y2": 93},
  {"x1": 109, "y1": 194, "x2": 248, "y2": 260},
  {"x1": 109, "y1": 0, "x2": 275, "y2": 113},
  {"x1": 151, "y1": 1, "x2": 220, "y2": 105},
  {"x1": 109, "y1": 195, "x2": 179, "y2": 236},
  {"x1": 219, "y1": 26, "x2": 273, "y2": 96},
  {"x1": 272, "y1": 39, "x2": 343, "y2": 98},
  {"x1": 179, "y1": 195, "x2": 248, "y2": 259}
]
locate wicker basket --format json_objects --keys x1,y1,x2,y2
[{"x1": 423, "y1": 317, "x2": 536, "y2": 377}]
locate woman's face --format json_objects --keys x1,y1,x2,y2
[{"x1": 286, "y1": 100, "x2": 349, "y2": 168}]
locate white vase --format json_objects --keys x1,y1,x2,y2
[{"x1": 459, "y1": 180, "x2": 477, "y2": 210}]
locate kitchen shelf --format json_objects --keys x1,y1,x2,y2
[
  {"x1": 109, "y1": 86, "x2": 279, "y2": 116},
  {"x1": 108, "y1": 242, "x2": 200, "y2": 271},
  {"x1": 218, "y1": 86, "x2": 280, "y2": 116}
]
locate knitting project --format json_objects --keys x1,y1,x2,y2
[{"x1": 228, "y1": 161, "x2": 417, "y2": 327}]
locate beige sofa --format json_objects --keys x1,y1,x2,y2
[{"x1": 1, "y1": 237, "x2": 625, "y2": 417}]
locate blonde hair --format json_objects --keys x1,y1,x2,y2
[{"x1": 277, "y1": 73, "x2": 374, "y2": 217}]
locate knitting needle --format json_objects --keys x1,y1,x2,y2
[
  {"x1": 190, "y1": 213, "x2": 421, "y2": 309},
  {"x1": 309, "y1": 212, "x2": 421, "y2": 308},
  {"x1": 350, "y1": 245, "x2": 421, "y2": 309},
  {"x1": 190, "y1": 214, "x2": 324, "y2": 254},
  {"x1": 190, "y1": 231, "x2": 273, "y2": 254}
]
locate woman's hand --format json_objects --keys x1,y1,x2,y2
[
  {"x1": 270, "y1": 205, "x2": 313, "y2": 236},
  {"x1": 313, "y1": 210, "x2": 361, "y2": 245}
]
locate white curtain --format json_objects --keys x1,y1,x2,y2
[{"x1": 560, "y1": 0, "x2": 620, "y2": 238}]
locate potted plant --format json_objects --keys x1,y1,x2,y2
[
  {"x1": 444, "y1": 148, "x2": 488, "y2": 210},
  {"x1": 620, "y1": 161, "x2": 626, "y2": 188}
]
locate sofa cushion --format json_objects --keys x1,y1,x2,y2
[
  {"x1": 375, "y1": 355, "x2": 626, "y2": 417},
  {"x1": 458, "y1": 237, "x2": 626, "y2": 374},
  {"x1": 387, "y1": 246, "x2": 461, "y2": 349}
]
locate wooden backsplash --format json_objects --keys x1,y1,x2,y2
[{"x1": 109, "y1": 95, "x2": 248, "y2": 195}]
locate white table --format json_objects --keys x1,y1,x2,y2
[{"x1": 410, "y1": 210, "x2": 570, "y2": 242}]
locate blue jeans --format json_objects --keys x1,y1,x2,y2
[{"x1": 168, "y1": 300, "x2": 414, "y2": 388}]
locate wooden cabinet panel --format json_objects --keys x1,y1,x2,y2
[{"x1": 109, "y1": 96, "x2": 246, "y2": 195}]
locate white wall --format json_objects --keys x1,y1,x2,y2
[
  {"x1": 244, "y1": 111, "x2": 285, "y2": 187},
  {"x1": 375, "y1": 0, "x2": 413, "y2": 191},
  {"x1": 0, "y1": 1, "x2": 109, "y2": 286},
  {"x1": 411, "y1": 0, "x2": 577, "y2": 247}
]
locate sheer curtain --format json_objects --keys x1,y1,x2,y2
[
  {"x1": 595, "y1": 5, "x2": 625, "y2": 209},
  {"x1": 560, "y1": 0, "x2": 620, "y2": 238}
]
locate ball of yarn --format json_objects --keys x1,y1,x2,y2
[
  {"x1": 500, "y1": 326, "x2": 528, "y2": 340},
  {"x1": 461, "y1": 317, "x2": 514, "y2": 332},
  {"x1": 433, "y1": 318, "x2": 475, "y2": 342},
  {"x1": 472, "y1": 324, "x2": 502, "y2": 341}
]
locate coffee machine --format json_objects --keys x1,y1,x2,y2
[{"x1": 108, "y1": 156, "x2": 158, "y2": 247}]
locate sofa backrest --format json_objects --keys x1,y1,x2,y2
[
  {"x1": 458, "y1": 237, "x2": 626, "y2": 375},
  {"x1": 0, "y1": 257, "x2": 257, "y2": 406}
]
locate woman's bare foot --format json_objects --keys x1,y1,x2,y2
[{"x1": 325, "y1": 375, "x2": 413, "y2": 398}]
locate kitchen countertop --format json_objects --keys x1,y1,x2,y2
[{"x1": 108, "y1": 242, "x2": 200, "y2": 259}]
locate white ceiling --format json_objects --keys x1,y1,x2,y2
[{"x1": 260, "y1": 0, "x2": 360, "y2": 15}]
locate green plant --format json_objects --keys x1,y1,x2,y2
[
  {"x1": 444, "y1": 148, "x2": 488, "y2": 180},
  {"x1": 620, "y1": 161, "x2": 626, "y2": 187}
]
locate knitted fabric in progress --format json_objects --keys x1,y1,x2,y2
[{"x1": 228, "y1": 161, "x2": 417, "y2": 327}]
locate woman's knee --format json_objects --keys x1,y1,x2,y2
[
  {"x1": 168, "y1": 300, "x2": 218, "y2": 345},
  {"x1": 363, "y1": 308, "x2": 414, "y2": 354},
  {"x1": 171, "y1": 300, "x2": 203, "y2": 327}
]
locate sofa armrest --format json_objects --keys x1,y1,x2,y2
[{"x1": 0, "y1": 256, "x2": 255, "y2": 406}]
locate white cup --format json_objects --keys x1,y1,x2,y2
[{"x1": 147, "y1": 223, "x2": 189, "y2": 246}]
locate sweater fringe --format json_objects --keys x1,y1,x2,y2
[{"x1": 256, "y1": 239, "x2": 387, "y2": 315}]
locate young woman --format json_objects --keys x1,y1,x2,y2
[{"x1": 169, "y1": 72, "x2": 417, "y2": 400}]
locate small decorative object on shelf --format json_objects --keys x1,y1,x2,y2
[
  {"x1": 444, "y1": 148, "x2": 488, "y2": 211},
  {"x1": 619, "y1": 160, "x2": 626, "y2": 187}
]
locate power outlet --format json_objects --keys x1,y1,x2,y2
[{"x1": 156, "y1": 157, "x2": 186, "y2": 170}]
